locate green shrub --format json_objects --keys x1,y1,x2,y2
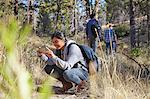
[
  {"x1": 114, "y1": 24, "x2": 130, "y2": 37},
  {"x1": 130, "y1": 48, "x2": 142, "y2": 57}
]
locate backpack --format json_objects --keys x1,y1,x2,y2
[
  {"x1": 91, "y1": 19, "x2": 100, "y2": 38},
  {"x1": 67, "y1": 43, "x2": 100, "y2": 73}
]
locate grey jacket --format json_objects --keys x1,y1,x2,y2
[{"x1": 45, "y1": 40, "x2": 87, "y2": 70}]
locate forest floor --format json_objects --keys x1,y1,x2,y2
[
  {"x1": 27, "y1": 33, "x2": 150, "y2": 99},
  {"x1": 0, "y1": 33, "x2": 149, "y2": 99}
]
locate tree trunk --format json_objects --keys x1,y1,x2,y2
[
  {"x1": 95, "y1": 0, "x2": 99, "y2": 19},
  {"x1": 55, "y1": 0, "x2": 61, "y2": 30},
  {"x1": 84, "y1": 0, "x2": 91, "y2": 18},
  {"x1": 27, "y1": 0, "x2": 30, "y2": 24},
  {"x1": 146, "y1": 0, "x2": 150, "y2": 56},
  {"x1": 41, "y1": 12, "x2": 50, "y2": 34},
  {"x1": 129, "y1": 0, "x2": 136, "y2": 48},
  {"x1": 14, "y1": 0, "x2": 18, "y2": 19},
  {"x1": 147, "y1": 0, "x2": 150, "y2": 46},
  {"x1": 73, "y1": 0, "x2": 76, "y2": 36},
  {"x1": 27, "y1": 0, "x2": 33, "y2": 24}
]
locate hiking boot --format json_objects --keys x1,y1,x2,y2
[
  {"x1": 61, "y1": 81, "x2": 73, "y2": 92},
  {"x1": 57, "y1": 77, "x2": 73, "y2": 92},
  {"x1": 76, "y1": 80, "x2": 86, "y2": 93}
]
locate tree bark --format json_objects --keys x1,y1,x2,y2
[
  {"x1": 147, "y1": 0, "x2": 150, "y2": 46},
  {"x1": 129, "y1": 0, "x2": 136, "y2": 48},
  {"x1": 27, "y1": 0, "x2": 33, "y2": 24},
  {"x1": 73, "y1": 0, "x2": 76, "y2": 36},
  {"x1": 84, "y1": 0, "x2": 91, "y2": 18},
  {"x1": 95, "y1": 0, "x2": 99, "y2": 19},
  {"x1": 55, "y1": 0, "x2": 61, "y2": 30},
  {"x1": 14, "y1": 0, "x2": 18, "y2": 19}
]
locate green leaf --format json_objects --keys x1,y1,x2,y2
[{"x1": 18, "y1": 24, "x2": 31, "y2": 45}]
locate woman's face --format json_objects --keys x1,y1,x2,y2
[{"x1": 52, "y1": 37, "x2": 65, "y2": 49}]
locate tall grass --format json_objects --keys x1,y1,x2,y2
[
  {"x1": 0, "y1": 16, "x2": 52, "y2": 99},
  {"x1": 75, "y1": 35, "x2": 150, "y2": 99},
  {"x1": 0, "y1": 16, "x2": 32, "y2": 99},
  {"x1": 88, "y1": 54, "x2": 150, "y2": 99}
]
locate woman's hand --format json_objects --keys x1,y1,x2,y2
[
  {"x1": 45, "y1": 47, "x2": 57, "y2": 58},
  {"x1": 37, "y1": 49, "x2": 45, "y2": 57},
  {"x1": 37, "y1": 47, "x2": 57, "y2": 58}
]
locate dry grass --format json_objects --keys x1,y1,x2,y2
[
  {"x1": 73, "y1": 34, "x2": 150, "y2": 99},
  {"x1": 30, "y1": 35, "x2": 150, "y2": 99},
  {"x1": 0, "y1": 34, "x2": 149, "y2": 99}
]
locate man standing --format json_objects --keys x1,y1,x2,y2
[
  {"x1": 104, "y1": 23, "x2": 117, "y2": 55},
  {"x1": 86, "y1": 13, "x2": 101, "y2": 52}
]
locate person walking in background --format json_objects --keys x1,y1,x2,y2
[
  {"x1": 104, "y1": 23, "x2": 117, "y2": 55},
  {"x1": 86, "y1": 13, "x2": 101, "y2": 52}
]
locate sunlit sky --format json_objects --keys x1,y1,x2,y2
[{"x1": 20, "y1": 0, "x2": 106, "y2": 16}]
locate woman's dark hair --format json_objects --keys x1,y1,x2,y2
[{"x1": 51, "y1": 31, "x2": 65, "y2": 40}]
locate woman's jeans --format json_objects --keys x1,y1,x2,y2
[{"x1": 44, "y1": 65, "x2": 88, "y2": 85}]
